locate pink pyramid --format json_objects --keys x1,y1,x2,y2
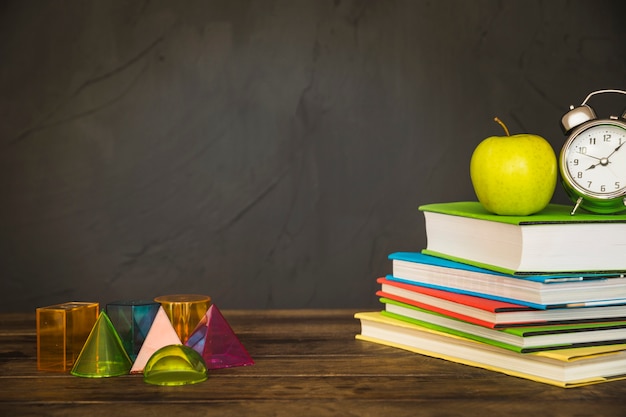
[
  {"x1": 130, "y1": 306, "x2": 182, "y2": 374},
  {"x1": 185, "y1": 304, "x2": 254, "y2": 369}
]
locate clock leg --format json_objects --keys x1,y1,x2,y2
[{"x1": 570, "y1": 196, "x2": 583, "y2": 215}]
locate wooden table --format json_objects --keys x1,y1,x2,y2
[{"x1": 2, "y1": 309, "x2": 626, "y2": 416}]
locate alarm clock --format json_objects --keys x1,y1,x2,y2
[{"x1": 559, "y1": 89, "x2": 626, "y2": 215}]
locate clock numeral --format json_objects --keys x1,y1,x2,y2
[
  {"x1": 601, "y1": 184, "x2": 606, "y2": 192},
  {"x1": 587, "y1": 181, "x2": 593, "y2": 188},
  {"x1": 589, "y1": 137, "x2": 597, "y2": 145},
  {"x1": 616, "y1": 182, "x2": 621, "y2": 190},
  {"x1": 604, "y1": 134, "x2": 612, "y2": 142},
  {"x1": 577, "y1": 172, "x2": 583, "y2": 179},
  {"x1": 573, "y1": 158, "x2": 579, "y2": 166}
]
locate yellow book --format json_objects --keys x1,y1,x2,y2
[{"x1": 355, "y1": 311, "x2": 626, "y2": 388}]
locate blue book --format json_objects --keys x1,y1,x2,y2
[{"x1": 388, "y1": 252, "x2": 626, "y2": 309}]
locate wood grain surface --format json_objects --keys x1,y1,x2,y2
[{"x1": 1, "y1": 310, "x2": 626, "y2": 416}]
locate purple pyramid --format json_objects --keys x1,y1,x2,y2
[{"x1": 185, "y1": 304, "x2": 254, "y2": 369}]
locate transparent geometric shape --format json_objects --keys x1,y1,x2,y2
[
  {"x1": 70, "y1": 311, "x2": 132, "y2": 378},
  {"x1": 143, "y1": 344, "x2": 208, "y2": 386},
  {"x1": 185, "y1": 304, "x2": 254, "y2": 369},
  {"x1": 154, "y1": 294, "x2": 211, "y2": 344},
  {"x1": 130, "y1": 306, "x2": 182, "y2": 374},
  {"x1": 36, "y1": 302, "x2": 99, "y2": 372},
  {"x1": 105, "y1": 300, "x2": 160, "y2": 361}
]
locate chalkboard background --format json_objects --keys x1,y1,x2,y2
[{"x1": 2, "y1": 0, "x2": 625, "y2": 312}]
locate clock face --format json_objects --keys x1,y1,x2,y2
[{"x1": 561, "y1": 121, "x2": 626, "y2": 198}]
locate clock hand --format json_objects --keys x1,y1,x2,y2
[
  {"x1": 577, "y1": 151, "x2": 604, "y2": 170},
  {"x1": 585, "y1": 157, "x2": 610, "y2": 171},
  {"x1": 585, "y1": 143, "x2": 625, "y2": 170},
  {"x1": 579, "y1": 152, "x2": 602, "y2": 161},
  {"x1": 580, "y1": 144, "x2": 624, "y2": 170},
  {"x1": 604, "y1": 142, "x2": 625, "y2": 161}
]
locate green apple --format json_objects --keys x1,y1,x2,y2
[{"x1": 470, "y1": 118, "x2": 557, "y2": 216}]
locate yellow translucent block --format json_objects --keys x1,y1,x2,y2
[
  {"x1": 154, "y1": 294, "x2": 211, "y2": 344},
  {"x1": 143, "y1": 344, "x2": 208, "y2": 386},
  {"x1": 36, "y1": 302, "x2": 99, "y2": 372}
]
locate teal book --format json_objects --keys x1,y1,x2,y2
[
  {"x1": 419, "y1": 201, "x2": 626, "y2": 275},
  {"x1": 388, "y1": 252, "x2": 626, "y2": 309},
  {"x1": 380, "y1": 297, "x2": 626, "y2": 353}
]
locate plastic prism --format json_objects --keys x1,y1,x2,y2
[
  {"x1": 70, "y1": 311, "x2": 132, "y2": 378},
  {"x1": 185, "y1": 304, "x2": 254, "y2": 369},
  {"x1": 36, "y1": 302, "x2": 99, "y2": 372},
  {"x1": 106, "y1": 300, "x2": 160, "y2": 361},
  {"x1": 130, "y1": 306, "x2": 182, "y2": 374}
]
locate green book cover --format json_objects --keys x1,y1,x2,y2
[
  {"x1": 381, "y1": 310, "x2": 530, "y2": 353},
  {"x1": 417, "y1": 249, "x2": 530, "y2": 276},
  {"x1": 418, "y1": 201, "x2": 626, "y2": 275},
  {"x1": 418, "y1": 201, "x2": 626, "y2": 225},
  {"x1": 380, "y1": 297, "x2": 626, "y2": 353}
]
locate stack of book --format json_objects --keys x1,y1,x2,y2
[{"x1": 356, "y1": 201, "x2": 626, "y2": 387}]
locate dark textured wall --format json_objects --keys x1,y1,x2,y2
[{"x1": 1, "y1": 0, "x2": 625, "y2": 312}]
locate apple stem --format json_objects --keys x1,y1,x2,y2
[{"x1": 494, "y1": 117, "x2": 510, "y2": 136}]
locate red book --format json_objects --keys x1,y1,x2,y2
[{"x1": 376, "y1": 277, "x2": 626, "y2": 329}]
